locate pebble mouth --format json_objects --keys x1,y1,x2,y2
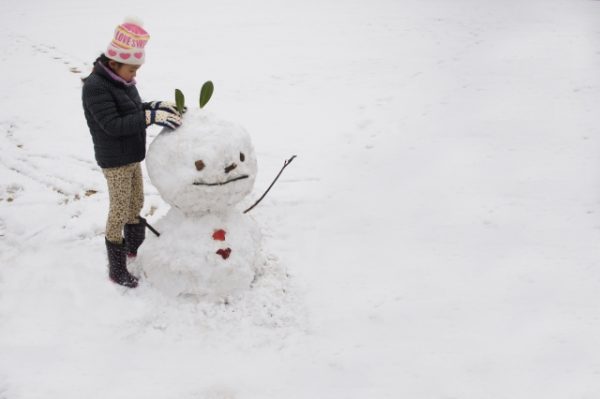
[{"x1": 193, "y1": 175, "x2": 249, "y2": 186}]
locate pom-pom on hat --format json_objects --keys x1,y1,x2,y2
[{"x1": 105, "y1": 18, "x2": 150, "y2": 65}]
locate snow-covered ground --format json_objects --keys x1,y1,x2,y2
[{"x1": 2, "y1": 0, "x2": 600, "y2": 397}]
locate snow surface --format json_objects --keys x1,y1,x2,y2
[{"x1": 2, "y1": 0, "x2": 600, "y2": 398}]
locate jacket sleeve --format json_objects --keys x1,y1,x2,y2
[{"x1": 83, "y1": 82, "x2": 146, "y2": 138}]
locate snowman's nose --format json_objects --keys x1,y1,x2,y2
[{"x1": 225, "y1": 163, "x2": 237, "y2": 173}]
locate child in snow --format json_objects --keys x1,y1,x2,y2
[{"x1": 82, "y1": 19, "x2": 182, "y2": 288}]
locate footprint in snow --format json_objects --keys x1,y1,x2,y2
[
  {"x1": 0, "y1": 183, "x2": 24, "y2": 203},
  {"x1": 26, "y1": 39, "x2": 86, "y2": 76}
]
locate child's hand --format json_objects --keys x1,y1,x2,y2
[
  {"x1": 145, "y1": 110, "x2": 182, "y2": 130},
  {"x1": 147, "y1": 101, "x2": 186, "y2": 115}
]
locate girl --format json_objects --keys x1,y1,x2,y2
[{"x1": 82, "y1": 19, "x2": 181, "y2": 288}]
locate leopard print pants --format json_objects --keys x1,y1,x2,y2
[{"x1": 102, "y1": 162, "x2": 144, "y2": 244}]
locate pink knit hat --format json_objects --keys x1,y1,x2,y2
[{"x1": 105, "y1": 19, "x2": 150, "y2": 65}]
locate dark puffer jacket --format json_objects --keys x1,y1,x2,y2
[{"x1": 82, "y1": 63, "x2": 147, "y2": 168}]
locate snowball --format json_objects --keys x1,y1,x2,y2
[
  {"x1": 146, "y1": 109, "x2": 257, "y2": 216},
  {"x1": 136, "y1": 208, "x2": 260, "y2": 300}
]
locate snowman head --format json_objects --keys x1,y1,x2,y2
[{"x1": 146, "y1": 109, "x2": 257, "y2": 215}]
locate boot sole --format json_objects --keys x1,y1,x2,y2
[{"x1": 109, "y1": 276, "x2": 138, "y2": 288}]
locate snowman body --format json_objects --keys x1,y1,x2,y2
[{"x1": 137, "y1": 109, "x2": 260, "y2": 300}]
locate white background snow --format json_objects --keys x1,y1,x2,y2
[{"x1": 1, "y1": 0, "x2": 600, "y2": 397}]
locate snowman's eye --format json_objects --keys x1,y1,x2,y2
[
  {"x1": 240, "y1": 152, "x2": 245, "y2": 162},
  {"x1": 195, "y1": 160, "x2": 205, "y2": 171}
]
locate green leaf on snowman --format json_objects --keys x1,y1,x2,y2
[
  {"x1": 175, "y1": 89, "x2": 185, "y2": 114},
  {"x1": 200, "y1": 81, "x2": 214, "y2": 109}
]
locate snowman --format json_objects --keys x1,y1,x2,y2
[{"x1": 136, "y1": 86, "x2": 262, "y2": 300}]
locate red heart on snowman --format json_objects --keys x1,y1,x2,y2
[
  {"x1": 216, "y1": 248, "x2": 232, "y2": 259},
  {"x1": 212, "y1": 229, "x2": 226, "y2": 241}
]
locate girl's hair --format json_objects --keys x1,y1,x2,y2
[
  {"x1": 82, "y1": 53, "x2": 123, "y2": 82},
  {"x1": 94, "y1": 53, "x2": 122, "y2": 68}
]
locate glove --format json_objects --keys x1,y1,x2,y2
[
  {"x1": 145, "y1": 109, "x2": 182, "y2": 130},
  {"x1": 146, "y1": 101, "x2": 186, "y2": 115}
]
